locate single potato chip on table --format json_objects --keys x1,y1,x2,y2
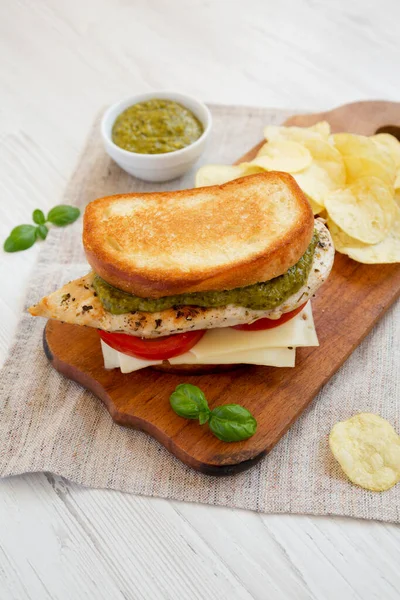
[{"x1": 329, "y1": 413, "x2": 400, "y2": 492}]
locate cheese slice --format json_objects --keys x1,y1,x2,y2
[
  {"x1": 168, "y1": 347, "x2": 295, "y2": 367},
  {"x1": 101, "y1": 340, "x2": 120, "y2": 369},
  {"x1": 101, "y1": 340, "x2": 160, "y2": 372},
  {"x1": 100, "y1": 302, "x2": 318, "y2": 374},
  {"x1": 101, "y1": 343, "x2": 295, "y2": 372},
  {"x1": 191, "y1": 302, "x2": 317, "y2": 359}
]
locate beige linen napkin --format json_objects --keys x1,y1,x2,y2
[{"x1": 0, "y1": 105, "x2": 399, "y2": 522}]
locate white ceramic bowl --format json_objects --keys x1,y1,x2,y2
[{"x1": 101, "y1": 91, "x2": 212, "y2": 182}]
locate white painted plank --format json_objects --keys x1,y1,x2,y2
[
  {"x1": 0, "y1": 474, "x2": 125, "y2": 600},
  {"x1": 62, "y1": 479, "x2": 254, "y2": 600},
  {"x1": 260, "y1": 514, "x2": 400, "y2": 600},
  {"x1": 173, "y1": 502, "x2": 317, "y2": 599}
]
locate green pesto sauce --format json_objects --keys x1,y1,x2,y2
[
  {"x1": 93, "y1": 231, "x2": 319, "y2": 315},
  {"x1": 111, "y1": 99, "x2": 204, "y2": 154}
]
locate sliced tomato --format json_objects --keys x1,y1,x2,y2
[
  {"x1": 99, "y1": 329, "x2": 206, "y2": 360},
  {"x1": 232, "y1": 302, "x2": 307, "y2": 331}
]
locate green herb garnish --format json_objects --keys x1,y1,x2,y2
[
  {"x1": 208, "y1": 404, "x2": 257, "y2": 442},
  {"x1": 4, "y1": 205, "x2": 80, "y2": 252},
  {"x1": 169, "y1": 383, "x2": 257, "y2": 442},
  {"x1": 32, "y1": 209, "x2": 46, "y2": 225},
  {"x1": 46, "y1": 205, "x2": 80, "y2": 227},
  {"x1": 4, "y1": 225, "x2": 38, "y2": 252}
]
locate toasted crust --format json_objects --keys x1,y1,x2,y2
[{"x1": 83, "y1": 172, "x2": 314, "y2": 298}]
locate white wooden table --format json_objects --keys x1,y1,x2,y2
[{"x1": 1, "y1": 1, "x2": 400, "y2": 598}]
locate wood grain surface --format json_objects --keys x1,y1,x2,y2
[
  {"x1": 44, "y1": 101, "x2": 400, "y2": 475},
  {"x1": 285, "y1": 99, "x2": 400, "y2": 135}
]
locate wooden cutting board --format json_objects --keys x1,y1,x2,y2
[{"x1": 44, "y1": 100, "x2": 400, "y2": 475}]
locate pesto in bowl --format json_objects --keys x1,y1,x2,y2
[{"x1": 112, "y1": 99, "x2": 204, "y2": 154}]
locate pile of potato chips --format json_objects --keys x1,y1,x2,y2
[{"x1": 195, "y1": 122, "x2": 400, "y2": 264}]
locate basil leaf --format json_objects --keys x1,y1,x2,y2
[
  {"x1": 209, "y1": 404, "x2": 257, "y2": 442},
  {"x1": 32, "y1": 209, "x2": 45, "y2": 225},
  {"x1": 47, "y1": 205, "x2": 80, "y2": 226},
  {"x1": 36, "y1": 224, "x2": 48, "y2": 240},
  {"x1": 170, "y1": 383, "x2": 210, "y2": 421},
  {"x1": 199, "y1": 411, "x2": 210, "y2": 425},
  {"x1": 3, "y1": 225, "x2": 37, "y2": 252}
]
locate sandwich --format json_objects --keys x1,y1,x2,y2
[{"x1": 29, "y1": 172, "x2": 334, "y2": 373}]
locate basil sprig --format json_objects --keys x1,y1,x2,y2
[
  {"x1": 4, "y1": 205, "x2": 80, "y2": 253},
  {"x1": 169, "y1": 383, "x2": 257, "y2": 442}
]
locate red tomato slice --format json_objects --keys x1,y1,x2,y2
[
  {"x1": 99, "y1": 329, "x2": 206, "y2": 360},
  {"x1": 232, "y1": 303, "x2": 307, "y2": 331}
]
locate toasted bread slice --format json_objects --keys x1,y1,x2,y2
[{"x1": 83, "y1": 172, "x2": 314, "y2": 298}]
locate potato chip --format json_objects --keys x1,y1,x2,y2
[
  {"x1": 332, "y1": 132, "x2": 389, "y2": 161},
  {"x1": 252, "y1": 140, "x2": 312, "y2": 172},
  {"x1": 329, "y1": 413, "x2": 400, "y2": 492},
  {"x1": 342, "y1": 155, "x2": 395, "y2": 186},
  {"x1": 293, "y1": 163, "x2": 338, "y2": 210},
  {"x1": 328, "y1": 202, "x2": 400, "y2": 263},
  {"x1": 302, "y1": 139, "x2": 346, "y2": 187},
  {"x1": 395, "y1": 171, "x2": 400, "y2": 190},
  {"x1": 264, "y1": 122, "x2": 328, "y2": 144},
  {"x1": 304, "y1": 194, "x2": 324, "y2": 215},
  {"x1": 370, "y1": 144, "x2": 396, "y2": 175},
  {"x1": 237, "y1": 164, "x2": 267, "y2": 177},
  {"x1": 326, "y1": 219, "x2": 351, "y2": 252},
  {"x1": 331, "y1": 133, "x2": 396, "y2": 184},
  {"x1": 309, "y1": 121, "x2": 331, "y2": 137},
  {"x1": 372, "y1": 133, "x2": 400, "y2": 169},
  {"x1": 325, "y1": 177, "x2": 396, "y2": 244},
  {"x1": 194, "y1": 164, "x2": 260, "y2": 188}
]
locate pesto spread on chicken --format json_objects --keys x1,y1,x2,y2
[{"x1": 93, "y1": 230, "x2": 319, "y2": 314}]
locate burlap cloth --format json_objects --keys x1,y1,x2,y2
[{"x1": 1, "y1": 105, "x2": 399, "y2": 522}]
